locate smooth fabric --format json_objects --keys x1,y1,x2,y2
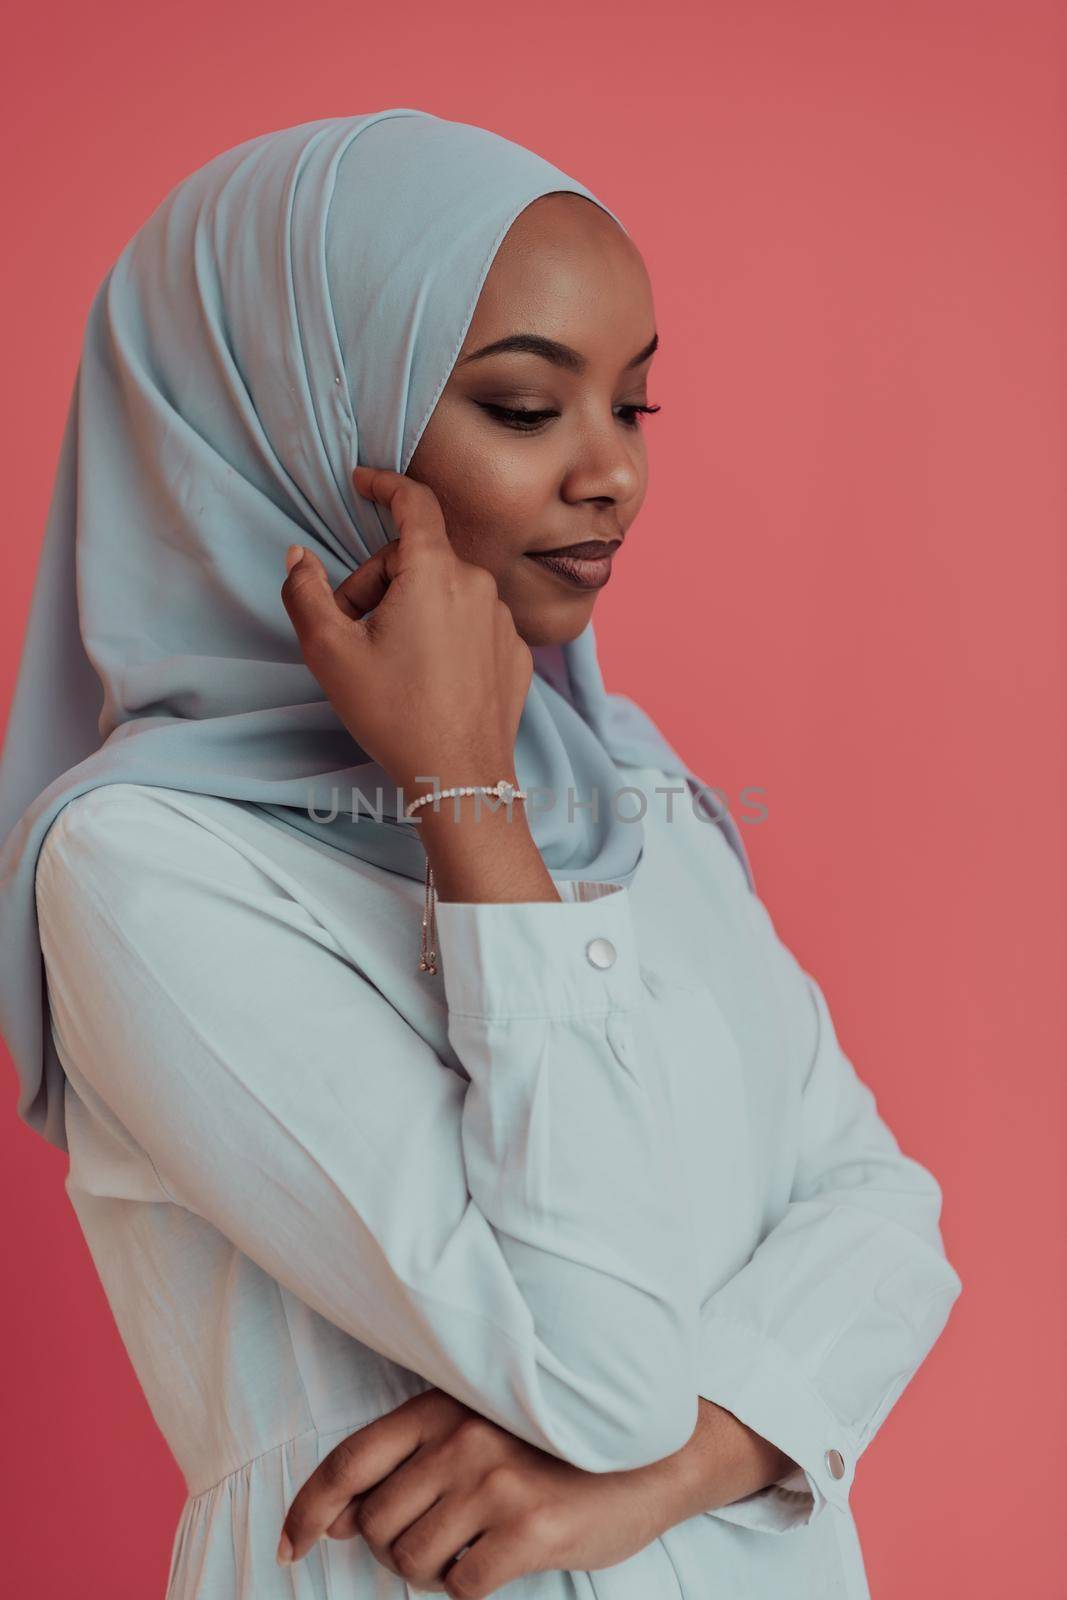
[
  {"x1": 0, "y1": 107, "x2": 752, "y2": 1154},
  {"x1": 35, "y1": 765, "x2": 962, "y2": 1599}
]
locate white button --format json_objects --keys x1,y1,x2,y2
[
  {"x1": 825, "y1": 1448, "x2": 846, "y2": 1480},
  {"x1": 585, "y1": 937, "x2": 616, "y2": 970}
]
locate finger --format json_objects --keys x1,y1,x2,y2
[
  {"x1": 443, "y1": 1525, "x2": 548, "y2": 1600},
  {"x1": 281, "y1": 1405, "x2": 427, "y2": 1564},
  {"x1": 351, "y1": 1440, "x2": 459, "y2": 1561},
  {"x1": 324, "y1": 1492, "x2": 366, "y2": 1541},
  {"x1": 353, "y1": 465, "x2": 451, "y2": 563},
  {"x1": 333, "y1": 546, "x2": 396, "y2": 620},
  {"x1": 281, "y1": 545, "x2": 358, "y2": 654},
  {"x1": 388, "y1": 1491, "x2": 486, "y2": 1592}
]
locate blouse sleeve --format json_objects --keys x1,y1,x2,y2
[
  {"x1": 695, "y1": 890, "x2": 963, "y2": 1532},
  {"x1": 35, "y1": 784, "x2": 701, "y2": 1475}
]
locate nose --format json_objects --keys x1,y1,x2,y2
[{"x1": 561, "y1": 417, "x2": 643, "y2": 508}]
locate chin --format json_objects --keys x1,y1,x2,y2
[{"x1": 515, "y1": 605, "x2": 596, "y2": 649}]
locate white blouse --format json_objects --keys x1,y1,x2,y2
[{"x1": 34, "y1": 763, "x2": 962, "y2": 1599}]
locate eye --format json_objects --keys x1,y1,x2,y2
[
  {"x1": 616, "y1": 403, "x2": 661, "y2": 429},
  {"x1": 477, "y1": 402, "x2": 662, "y2": 433}
]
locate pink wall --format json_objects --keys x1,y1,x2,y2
[{"x1": 3, "y1": 2, "x2": 1062, "y2": 1593}]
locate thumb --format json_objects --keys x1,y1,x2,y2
[{"x1": 281, "y1": 544, "x2": 344, "y2": 644}]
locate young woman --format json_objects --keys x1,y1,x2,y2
[{"x1": 0, "y1": 109, "x2": 961, "y2": 1600}]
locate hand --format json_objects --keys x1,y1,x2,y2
[
  {"x1": 280, "y1": 465, "x2": 533, "y2": 800},
  {"x1": 277, "y1": 1388, "x2": 683, "y2": 1598}
]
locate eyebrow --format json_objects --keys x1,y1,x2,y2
[{"x1": 457, "y1": 330, "x2": 659, "y2": 375}]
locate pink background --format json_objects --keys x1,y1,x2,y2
[{"x1": 2, "y1": 2, "x2": 1063, "y2": 1594}]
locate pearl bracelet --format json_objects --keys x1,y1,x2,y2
[{"x1": 403, "y1": 781, "x2": 528, "y2": 975}]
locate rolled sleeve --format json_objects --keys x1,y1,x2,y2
[
  {"x1": 695, "y1": 900, "x2": 963, "y2": 1533},
  {"x1": 697, "y1": 1314, "x2": 859, "y2": 1529}
]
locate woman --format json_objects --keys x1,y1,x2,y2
[{"x1": 0, "y1": 110, "x2": 961, "y2": 1599}]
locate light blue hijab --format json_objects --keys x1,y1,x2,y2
[{"x1": 0, "y1": 109, "x2": 753, "y2": 1152}]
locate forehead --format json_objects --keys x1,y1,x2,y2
[{"x1": 461, "y1": 192, "x2": 654, "y2": 358}]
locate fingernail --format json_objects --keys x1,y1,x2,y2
[
  {"x1": 276, "y1": 1531, "x2": 293, "y2": 1566},
  {"x1": 284, "y1": 545, "x2": 304, "y2": 574}
]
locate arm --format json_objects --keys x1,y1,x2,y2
[
  {"x1": 638, "y1": 1395, "x2": 799, "y2": 1523},
  {"x1": 35, "y1": 782, "x2": 701, "y2": 1475},
  {"x1": 691, "y1": 889, "x2": 963, "y2": 1531}
]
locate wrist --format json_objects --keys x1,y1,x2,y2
[
  {"x1": 649, "y1": 1399, "x2": 797, "y2": 1527},
  {"x1": 417, "y1": 798, "x2": 558, "y2": 904},
  {"x1": 401, "y1": 767, "x2": 520, "y2": 816}
]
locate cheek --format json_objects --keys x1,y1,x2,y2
[
  {"x1": 476, "y1": 457, "x2": 547, "y2": 532},
  {"x1": 435, "y1": 448, "x2": 549, "y2": 566}
]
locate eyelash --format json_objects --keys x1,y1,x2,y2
[{"x1": 479, "y1": 402, "x2": 662, "y2": 433}]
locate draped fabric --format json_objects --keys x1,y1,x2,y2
[{"x1": 0, "y1": 108, "x2": 752, "y2": 1151}]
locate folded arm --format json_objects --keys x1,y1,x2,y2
[{"x1": 693, "y1": 891, "x2": 963, "y2": 1531}]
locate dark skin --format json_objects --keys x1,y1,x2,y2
[
  {"x1": 276, "y1": 194, "x2": 797, "y2": 1594},
  {"x1": 406, "y1": 190, "x2": 655, "y2": 648}
]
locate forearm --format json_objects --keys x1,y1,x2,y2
[
  {"x1": 640, "y1": 1399, "x2": 798, "y2": 1531},
  {"x1": 423, "y1": 804, "x2": 792, "y2": 1505},
  {"x1": 418, "y1": 792, "x2": 561, "y2": 904}
]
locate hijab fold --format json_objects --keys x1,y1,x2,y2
[{"x1": 0, "y1": 109, "x2": 753, "y2": 1152}]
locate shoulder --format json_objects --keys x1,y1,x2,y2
[
  {"x1": 35, "y1": 782, "x2": 357, "y2": 1000},
  {"x1": 35, "y1": 783, "x2": 285, "y2": 945},
  {"x1": 39, "y1": 782, "x2": 177, "y2": 875},
  {"x1": 38, "y1": 784, "x2": 205, "y2": 896},
  {"x1": 42, "y1": 781, "x2": 180, "y2": 847}
]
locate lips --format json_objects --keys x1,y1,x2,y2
[
  {"x1": 531, "y1": 539, "x2": 622, "y2": 560},
  {"x1": 526, "y1": 542, "x2": 619, "y2": 591}
]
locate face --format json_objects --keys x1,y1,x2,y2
[{"x1": 404, "y1": 191, "x2": 659, "y2": 648}]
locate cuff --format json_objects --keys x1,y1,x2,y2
[
  {"x1": 434, "y1": 882, "x2": 642, "y2": 1019},
  {"x1": 697, "y1": 1311, "x2": 860, "y2": 1533}
]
